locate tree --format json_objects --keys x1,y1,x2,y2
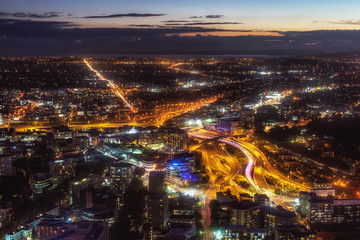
[
  {"x1": 133, "y1": 167, "x2": 146, "y2": 178},
  {"x1": 194, "y1": 211, "x2": 204, "y2": 239},
  {"x1": 209, "y1": 199, "x2": 220, "y2": 229},
  {"x1": 110, "y1": 178, "x2": 147, "y2": 240}
]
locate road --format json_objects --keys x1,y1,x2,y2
[
  {"x1": 189, "y1": 129, "x2": 311, "y2": 214},
  {"x1": 193, "y1": 135, "x2": 253, "y2": 239},
  {"x1": 8, "y1": 97, "x2": 218, "y2": 131},
  {"x1": 84, "y1": 59, "x2": 135, "y2": 112}
]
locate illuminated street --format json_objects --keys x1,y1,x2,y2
[
  {"x1": 189, "y1": 129, "x2": 311, "y2": 213},
  {"x1": 84, "y1": 58, "x2": 135, "y2": 112}
]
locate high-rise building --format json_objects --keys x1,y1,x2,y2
[
  {"x1": 148, "y1": 193, "x2": 168, "y2": 233},
  {"x1": 159, "y1": 127, "x2": 187, "y2": 153},
  {"x1": 217, "y1": 118, "x2": 240, "y2": 133},
  {"x1": 239, "y1": 108, "x2": 255, "y2": 129},
  {"x1": 110, "y1": 162, "x2": 133, "y2": 194},
  {"x1": 0, "y1": 128, "x2": 15, "y2": 142},
  {"x1": 138, "y1": 126, "x2": 161, "y2": 147},
  {"x1": 147, "y1": 171, "x2": 168, "y2": 238},
  {"x1": 0, "y1": 201, "x2": 13, "y2": 228},
  {"x1": 69, "y1": 175, "x2": 98, "y2": 205},
  {"x1": 31, "y1": 173, "x2": 54, "y2": 199},
  {"x1": 230, "y1": 201, "x2": 263, "y2": 228},
  {"x1": 166, "y1": 153, "x2": 195, "y2": 182},
  {"x1": 137, "y1": 126, "x2": 187, "y2": 153},
  {"x1": 0, "y1": 155, "x2": 15, "y2": 176},
  {"x1": 230, "y1": 201, "x2": 296, "y2": 231},
  {"x1": 73, "y1": 136, "x2": 90, "y2": 152},
  {"x1": 299, "y1": 191, "x2": 360, "y2": 225},
  {"x1": 80, "y1": 187, "x2": 95, "y2": 210},
  {"x1": 263, "y1": 207, "x2": 296, "y2": 232},
  {"x1": 49, "y1": 158, "x2": 76, "y2": 186},
  {"x1": 149, "y1": 171, "x2": 165, "y2": 194},
  {"x1": 168, "y1": 195, "x2": 196, "y2": 225}
]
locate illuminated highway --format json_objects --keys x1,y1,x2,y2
[
  {"x1": 7, "y1": 97, "x2": 218, "y2": 131},
  {"x1": 84, "y1": 59, "x2": 135, "y2": 112},
  {"x1": 233, "y1": 139, "x2": 310, "y2": 192},
  {"x1": 189, "y1": 129, "x2": 311, "y2": 211},
  {"x1": 219, "y1": 138, "x2": 259, "y2": 191},
  {"x1": 131, "y1": 97, "x2": 218, "y2": 127},
  {"x1": 84, "y1": 58, "x2": 218, "y2": 126},
  {"x1": 198, "y1": 142, "x2": 251, "y2": 239}
]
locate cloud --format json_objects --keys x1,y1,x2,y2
[
  {"x1": 328, "y1": 20, "x2": 360, "y2": 25},
  {"x1": 189, "y1": 15, "x2": 224, "y2": 19},
  {"x1": 129, "y1": 24, "x2": 161, "y2": 27},
  {"x1": 2, "y1": 18, "x2": 360, "y2": 56},
  {"x1": 0, "y1": 18, "x2": 77, "y2": 38},
  {"x1": 162, "y1": 20, "x2": 193, "y2": 23},
  {"x1": 0, "y1": 18, "x2": 245, "y2": 39},
  {"x1": 83, "y1": 13, "x2": 166, "y2": 18},
  {"x1": 165, "y1": 22, "x2": 243, "y2": 26},
  {"x1": 206, "y1": 15, "x2": 224, "y2": 19},
  {"x1": 0, "y1": 12, "x2": 62, "y2": 18},
  {"x1": 0, "y1": 18, "x2": 75, "y2": 28}
]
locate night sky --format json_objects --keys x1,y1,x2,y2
[{"x1": 2, "y1": 0, "x2": 360, "y2": 56}]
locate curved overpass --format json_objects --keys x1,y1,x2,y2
[{"x1": 189, "y1": 130, "x2": 310, "y2": 207}]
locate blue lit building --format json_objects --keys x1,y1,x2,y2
[
  {"x1": 166, "y1": 153, "x2": 195, "y2": 182},
  {"x1": 5, "y1": 227, "x2": 32, "y2": 240}
]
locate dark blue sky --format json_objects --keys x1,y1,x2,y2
[{"x1": 1, "y1": 0, "x2": 360, "y2": 56}]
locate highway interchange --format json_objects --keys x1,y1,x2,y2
[{"x1": 188, "y1": 129, "x2": 312, "y2": 237}]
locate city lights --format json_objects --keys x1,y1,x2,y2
[{"x1": 1, "y1": 4, "x2": 360, "y2": 238}]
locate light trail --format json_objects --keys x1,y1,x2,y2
[
  {"x1": 219, "y1": 138, "x2": 259, "y2": 191},
  {"x1": 132, "y1": 97, "x2": 218, "y2": 127},
  {"x1": 189, "y1": 129, "x2": 311, "y2": 211},
  {"x1": 233, "y1": 139, "x2": 310, "y2": 191},
  {"x1": 194, "y1": 136, "x2": 255, "y2": 238},
  {"x1": 189, "y1": 132, "x2": 258, "y2": 190},
  {"x1": 83, "y1": 59, "x2": 135, "y2": 113}
]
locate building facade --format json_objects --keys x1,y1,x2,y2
[
  {"x1": 110, "y1": 162, "x2": 134, "y2": 194},
  {"x1": 49, "y1": 158, "x2": 76, "y2": 186}
]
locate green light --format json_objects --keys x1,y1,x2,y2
[{"x1": 214, "y1": 230, "x2": 222, "y2": 240}]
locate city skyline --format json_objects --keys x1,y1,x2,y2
[
  {"x1": 1, "y1": 1, "x2": 360, "y2": 240},
  {"x1": 1, "y1": 55, "x2": 360, "y2": 240}
]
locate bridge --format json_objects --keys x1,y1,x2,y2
[{"x1": 188, "y1": 134, "x2": 227, "y2": 151}]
